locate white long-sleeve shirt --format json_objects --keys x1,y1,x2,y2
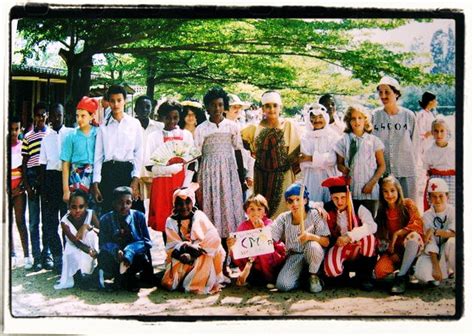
[
  {"x1": 39, "y1": 125, "x2": 73, "y2": 171},
  {"x1": 336, "y1": 205, "x2": 377, "y2": 242},
  {"x1": 93, "y1": 113, "x2": 143, "y2": 183}
]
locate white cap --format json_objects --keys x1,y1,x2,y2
[
  {"x1": 261, "y1": 91, "x2": 282, "y2": 106},
  {"x1": 228, "y1": 94, "x2": 250, "y2": 108},
  {"x1": 427, "y1": 178, "x2": 449, "y2": 193},
  {"x1": 377, "y1": 76, "x2": 401, "y2": 92}
]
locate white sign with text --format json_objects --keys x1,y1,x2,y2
[{"x1": 231, "y1": 226, "x2": 275, "y2": 259}]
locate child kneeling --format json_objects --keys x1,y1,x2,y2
[
  {"x1": 414, "y1": 178, "x2": 455, "y2": 285},
  {"x1": 228, "y1": 194, "x2": 286, "y2": 287},
  {"x1": 271, "y1": 183, "x2": 330, "y2": 293}
]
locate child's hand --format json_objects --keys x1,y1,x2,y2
[
  {"x1": 362, "y1": 181, "x2": 376, "y2": 194},
  {"x1": 226, "y1": 237, "x2": 236, "y2": 249},
  {"x1": 336, "y1": 235, "x2": 351, "y2": 247},
  {"x1": 252, "y1": 218, "x2": 264, "y2": 228},
  {"x1": 424, "y1": 228, "x2": 434, "y2": 243},
  {"x1": 299, "y1": 153, "x2": 312, "y2": 163},
  {"x1": 298, "y1": 232, "x2": 311, "y2": 245},
  {"x1": 432, "y1": 263, "x2": 442, "y2": 281},
  {"x1": 245, "y1": 177, "x2": 254, "y2": 188}
]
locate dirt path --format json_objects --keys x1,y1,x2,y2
[{"x1": 8, "y1": 264, "x2": 457, "y2": 318}]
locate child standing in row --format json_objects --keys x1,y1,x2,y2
[
  {"x1": 39, "y1": 103, "x2": 73, "y2": 273},
  {"x1": 374, "y1": 176, "x2": 424, "y2": 294},
  {"x1": 415, "y1": 178, "x2": 455, "y2": 285},
  {"x1": 335, "y1": 105, "x2": 385, "y2": 216},
  {"x1": 299, "y1": 103, "x2": 340, "y2": 203},
  {"x1": 195, "y1": 87, "x2": 245, "y2": 270},
  {"x1": 422, "y1": 118, "x2": 455, "y2": 210},
  {"x1": 22, "y1": 102, "x2": 50, "y2": 271},
  {"x1": 61, "y1": 97, "x2": 99, "y2": 205},
  {"x1": 10, "y1": 117, "x2": 31, "y2": 269},
  {"x1": 271, "y1": 183, "x2": 330, "y2": 293},
  {"x1": 227, "y1": 194, "x2": 286, "y2": 287},
  {"x1": 145, "y1": 99, "x2": 193, "y2": 243}
]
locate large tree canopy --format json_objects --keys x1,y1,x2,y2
[{"x1": 15, "y1": 17, "x2": 452, "y2": 116}]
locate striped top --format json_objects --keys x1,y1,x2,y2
[
  {"x1": 271, "y1": 209, "x2": 330, "y2": 253},
  {"x1": 334, "y1": 132, "x2": 384, "y2": 200},
  {"x1": 21, "y1": 126, "x2": 49, "y2": 168},
  {"x1": 371, "y1": 106, "x2": 417, "y2": 177}
]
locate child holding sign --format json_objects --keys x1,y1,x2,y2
[
  {"x1": 227, "y1": 194, "x2": 286, "y2": 287},
  {"x1": 271, "y1": 183, "x2": 330, "y2": 293}
]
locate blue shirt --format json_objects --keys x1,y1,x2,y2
[
  {"x1": 99, "y1": 209, "x2": 152, "y2": 263},
  {"x1": 60, "y1": 127, "x2": 97, "y2": 165}
]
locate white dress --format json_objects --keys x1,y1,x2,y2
[
  {"x1": 300, "y1": 127, "x2": 340, "y2": 202},
  {"x1": 54, "y1": 210, "x2": 98, "y2": 289}
]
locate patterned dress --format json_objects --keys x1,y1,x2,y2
[
  {"x1": 198, "y1": 133, "x2": 245, "y2": 238},
  {"x1": 241, "y1": 120, "x2": 300, "y2": 219}
]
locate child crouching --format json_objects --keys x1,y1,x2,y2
[
  {"x1": 414, "y1": 178, "x2": 455, "y2": 285},
  {"x1": 271, "y1": 183, "x2": 330, "y2": 293}
]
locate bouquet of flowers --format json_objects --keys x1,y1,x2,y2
[{"x1": 150, "y1": 140, "x2": 201, "y2": 166}]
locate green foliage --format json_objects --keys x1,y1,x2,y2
[{"x1": 15, "y1": 17, "x2": 454, "y2": 108}]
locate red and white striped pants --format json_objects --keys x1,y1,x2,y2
[{"x1": 324, "y1": 234, "x2": 376, "y2": 277}]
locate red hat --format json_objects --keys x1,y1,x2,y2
[
  {"x1": 321, "y1": 176, "x2": 350, "y2": 194},
  {"x1": 76, "y1": 96, "x2": 99, "y2": 114}
]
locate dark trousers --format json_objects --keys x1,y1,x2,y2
[
  {"x1": 26, "y1": 168, "x2": 42, "y2": 260},
  {"x1": 352, "y1": 199, "x2": 378, "y2": 218},
  {"x1": 41, "y1": 170, "x2": 67, "y2": 261},
  {"x1": 99, "y1": 161, "x2": 133, "y2": 215}
]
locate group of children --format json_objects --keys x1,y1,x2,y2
[{"x1": 9, "y1": 75, "x2": 456, "y2": 295}]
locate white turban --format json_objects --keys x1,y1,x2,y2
[
  {"x1": 261, "y1": 91, "x2": 282, "y2": 106},
  {"x1": 303, "y1": 102, "x2": 329, "y2": 131}
]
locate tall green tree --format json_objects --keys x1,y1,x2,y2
[{"x1": 15, "y1": 17, "x2": 453, "y2": 119}]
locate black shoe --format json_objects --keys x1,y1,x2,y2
[
  {"x1": 32, "y1": 259, "x2": 42, "y2": 272},
  {"x1": 43, "y1": 259, "x2": 54, "y2": 270},
  {"x1": 390, "y1": 275, "x2": 407, "y2": 294}
]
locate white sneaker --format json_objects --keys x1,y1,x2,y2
[
  {"x1": 24, "y1": 257, "x2": 33, "y2": 270},
  {"x1": 309, "y1": 275, "x2": 323, "y2": 293}
]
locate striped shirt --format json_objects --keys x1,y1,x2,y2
[
  {"x1": 22, "y1": 126, "x2": 50, "y2": 168},
  {"x1": 334, "y1": 132, "x2": 384, "y2": 200},
  {"x1": 271, "y1": 209, "x2": 330, "y2": 253},
  {"x1": 372, "y1": 106, "x2": 417, "y2": 177}
]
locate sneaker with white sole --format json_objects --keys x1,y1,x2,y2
[
  {"x1": 24, "y1": 257, "x2": 33, "y2": 270},
  {"x1": 309, "y1": 275, "x2": 323, "y2": 293}
]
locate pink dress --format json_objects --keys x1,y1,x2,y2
[{"x1": 232, "y1": 217, "x2": 286, "y2": 284}]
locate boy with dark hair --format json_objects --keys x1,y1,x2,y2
[
  {"x1": 98, "y1": 186, "x2": 154, "y2": 292},
  {"x1": 134, "y1": 95, "x2": 163, "y2": 215},
  {"x1": 39, "y1": 103, "x2": 73, "y2": 272},
  {"x1": 22, "y1": 101, "x2": 50, "y2": 271},
  {"x1": 92, "y1": 85, "x2": 143, "y2": 215}
]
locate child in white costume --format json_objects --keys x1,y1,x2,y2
[
  {"x1": 299, "y1": 103, "x2": 340, "y2": 203},
  {"x1": 414, "y1": 178, "x2": 455, "y2": 284}
]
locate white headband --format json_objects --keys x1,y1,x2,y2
[{"x1": 261, "y1": 92, "x2": 282, "y2": 106}]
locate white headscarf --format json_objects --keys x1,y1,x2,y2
[
  {"x1": 303, "y1": 102, "x2": 329, "y2": 132},
  {"x1": 261, "y1": 91, "x2": 282, "y2": 106}
]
